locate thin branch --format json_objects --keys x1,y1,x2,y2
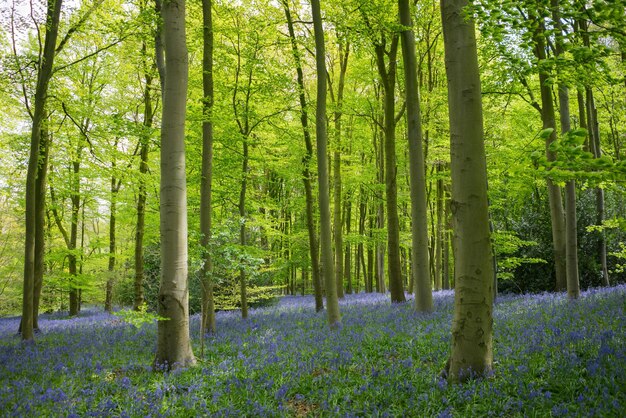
[
  {"x1": 53, "y1": 38, "x2": 126, "y2": 73},
  {"x1": 394, "y1": 100, "x2": 406, "y2": 125},
  {"x1": 55, "y1": 0, "x2": 105, "y2": 54}
]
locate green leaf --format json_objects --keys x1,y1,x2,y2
[{"x1": 539, "y1": 128, "x2": 554, "y2": 140}]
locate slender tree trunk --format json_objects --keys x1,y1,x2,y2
[
  {"x1": 551, "y1": 0, "x2": 580, "y2": 299},
  {"x1": 441, "y1": 0, "x2": 494, "y2": 382},
  {"x1": 531, "y1": 12, "x2": 567, "y2": 291},
  {"x1": 134, "y1": 23, "x2": 157, "y2": 311},
  {"x1": 587, "y1": 91, "x2": 609, "y2": 287},
  {"x1": 68, "y1": 157, "x2": 81, "y2": 317},
  {"x1": 32, "y1": 128, "x2": 50, "y2": 331},
  {"x1": 578, "y1": 15, "x2": 610, "y2": 286},
  {"x1": 283, "y1": 0, "x2": 323, "y2": 311},
  {"x1": 311, "y1": 0, "x2": 340, "y2": 328},
  {"x1": 399, "y1": 0, "x2": 433, "y2": 311},
  {"x1": 134, "y1": 140, "x2": 148, "y2": 310},
  {"x1": 367, "y1": 206, "x2": 374, "y2": 293},
  {"x1": 358, "y1": 186, "x2": 367, "y2": 292},
  {"x1": 332, "y1": 41, "x2": 349, "y2": 299},
  {"x1": 154, "y1": 0, "x2": 195, "y2": 370},
  {"x1": 376, "y1": 202, "x2": 386, "y2": 293},
  {"x1": 436, "y1": 164, "x2": 444, "y2": 290},
  {"x1": 200, "y1": 0, "x2": 216, "y2": 337},
  {"x1": 344, "y1": 198, "x2": 352, "y2": 294},
  {"x1": 21, "y1": 0, "x2": 63, "y2": 341},
  {"x1": 375, "y1": 35, "x2": 405, "y2": 303},
  {"x1": 442, "y1": 225, "x2": 450, "y2": 290},
  {"x1": 239, "y1": 138, "x2": 249, "y2": 319},
  {"x1": 105, "y1": 171, "x2": 120, "y2": 313}
]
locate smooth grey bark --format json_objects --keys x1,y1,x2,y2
[
  {"x1": 154, "y1": 0, "x2": 195, "y2": 370},
  {"x1": 441, "y1": 0, "x2": 494, "y2": 382},
  {"x1": 200, "y1": 0, "x2": 216, "y2": 336},
  {"x1": 399, "y1": 0, "x2": 433, "y2": 312},
  {"x1": 21, "y1": 0, "x2": 63, "y2": 342},
  {"x1": 311, "y1": 0, "x2": 340, "y2": 329}
]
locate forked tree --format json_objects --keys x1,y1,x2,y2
[
  {"x1": 21, "y1": 0, "x2": 63, "y2": 342},
  {"x1": 398, "y1": 0, "x2": 433, "y2": 312}
]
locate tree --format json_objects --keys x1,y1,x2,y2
[
  {"x1": 329, "y1": 38, "x2": 349, "y2": 299},
  {"x1": 311, "y1": 0, "x2": 341, "y2": 329},
  {"x1": 21, "y1": 0, "x2": 63, "y2": 341},
  {"x1": 154, "y1": 0, "x2": 195, "y2": 370},
  {"x1": 441, "y1": 0, "x2": 494, "y2": 382},
  {"x1": 398, "y1": 0, "x2": 433, "y2": 312},
  {"x1": 359, "y1": 2, "x2": 406, "y2": 302},
  {"x1": 199, "y1": 0, "x2": 216, "y2": 335},
  {"x1": 282, "y1": 0, "x2": 324, "y2": 312},
  {"x1": 550, "y1": 0, "x2": 579, "y2": 299},
  {"x1": 528, "y1": 6, "x2": 567, "y2": 292}
]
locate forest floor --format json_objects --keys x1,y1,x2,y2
[{"x1": 1, "y1": 286, "x2": 625, "y2": 417}]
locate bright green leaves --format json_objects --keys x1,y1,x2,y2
[
  {"x1": 492, "y1": 230, "x2": 546, "y2": 283},
  {"x1": 531, "y1": 128, "x2": 622, "y2": 185}
]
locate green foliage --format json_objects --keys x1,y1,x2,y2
[
  {"x1": 493, "y1": 230, "x2": 546, "y2": 285},
  {"x1": 112, "y1": 302, "x2": 168, "y2": 328},
  {"x1": 531, "y1": 128, "x2": 623, "y2": 185}
]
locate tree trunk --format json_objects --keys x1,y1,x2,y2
[
  {"x1": 551, "y1": 0, "x2": 580, "y2": 299},
  {"x1": 311, "y1": 0, "x2": 340, "y2": 328},
  {"x1": 154, "y1": 0, "x2": 195, "y2": 370},
  {"x1": 32, "y1": 128, "x2": 50, "y2": 331},
  {"x1": 332, "y1": 41, "x2": 349, "y2": 299},
  {"x1": 134, "y1": 21, "x2": 157, "y2": 312},
  {"x1": 441, "y1": 0, "x2": 494, "y2": 382},
  {"x1": 239, "y1": 138, "x2": 249, "y2": 320},
  {"x1": 375, "y1": 35, "x2": 405, "y2": 303},
  {"x1": 68, "y1": 157, "x2": 81, "y2": 317},
  {"x1": 344, "y1": 198, "x2": 352, "y2": 294},
  {"x1": 531, "y1": 12, "x2": 567, "y2": 292},
  {"x1": 105, "y1": 171, "x2": 120, "y2": 313},
  {"x1": 578, "y1": 13, "x2": 610, "y2": 286},
  {"x1": 283, "y1": 0, "x2": 323, "y2": 311},
  {"x1": 436, "y1": 164, "x2": 444, "y2": 290},
  {"x1": 21, "y1": 0, "x2": 63, "y2": 342},
  {"x1": 134, "y1": 138, "x2": 148, "y2": 310},
  {"x1": 200, "y1": 0, "x2": 216, "y2": 336},
  {"x1": 399, "y1": 0, "x2": 433, "y2": 311}
]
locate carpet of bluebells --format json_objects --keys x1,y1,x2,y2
[{"x1": 1, "y1": 286, "x2": 625, "y2": 417}]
